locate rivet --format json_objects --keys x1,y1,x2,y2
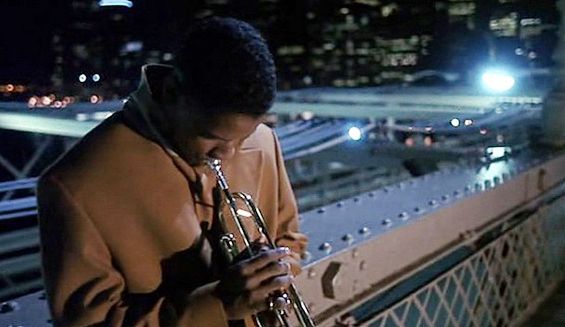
[
  {"x1": 475, "y1": 182, "x2": 482, "y2": 190},
  {"x1": 453, "y1": 190, "x2": 462, "y2": 198},
  {"x1": 398, "y1": 212, "x2": 409, "y2": 220},
  {"x1": 382, "y1": 218, "x2": 392, "y2": 226},
  {"x1": 336, "y1": 202, "x2": 344, "y2": 208},
  {"x1": 414, "y1": 207, "x2": 421, "y2": 213},
  {"x1": 359, "y1": 227, "x2": 370, "y2": 235},
  {"x1": 302, "y1": 251, "x2": 312, "y2": 261},
  {"x1": 493, "y1": 176, "x2": 501, "y2": 185},
  {"x1": 308, "y1": 269, "x2": 317, "y2": 279},
  {"x1": 353, "y1": 197, "x2": 360, "y2": 203},
  {"x1": 484, "y1": 180, "x2": 491, "y2": 188},
  {"x1": 342, "y1": 233, "x2": 354, "y2": 242},
  {"x1": 464, "y1": 185, "x2": 472, "y2": 192},
  {"x1": 441, "y1": 194, "x2": 450, "y2": 201},
  {"x1": 39, "y1": 292, "x2": 47, "y2": 300},
  {"x1": 382, "y1": 187, "x2": 389, "y2": 193},
  {"x1": 0, "y1": 301, "x2": 19, "y2": 313},
  {"x1": 428, "y1": 200, "x2": 438, "y2": 207},
  {"x1": 318, "y1": 207, "x2": 326, "y2": 214},
  {"x1": 368, "y1": 191, "x2": 375, "y2": 197},
  {"x1": 319, "y1": 242, "x2": 332, "y2": 252},
  {"x1": 359, "y1": 260, "x2": 367, "y2": 271}
]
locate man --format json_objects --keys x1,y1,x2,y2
[{"x1": 37, "y1": 17, "x2": 308, "y2": 326}]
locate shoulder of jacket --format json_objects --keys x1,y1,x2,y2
[{"x1": 241, "y1": 123, "x2": 276, "y2": 152}]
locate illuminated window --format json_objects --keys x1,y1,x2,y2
[{"x1": 489, "y1": 13, "x2": 519, "y2": 37}]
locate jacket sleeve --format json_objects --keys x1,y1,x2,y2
[
  {"x1": 270, "y1": 131, "x2": 309, "y2": 274},
  {"x1": 38, "y1": 175, "x2": 229, "y2": 327}
]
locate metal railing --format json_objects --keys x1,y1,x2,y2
[
  {"x1": 0, "y1": 151, "x2": 564, "y2": 326},
  {"x1": 337, "y1": 190, "x2": 565, "y2": 327}
]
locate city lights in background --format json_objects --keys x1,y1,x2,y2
[
  {"x1": 27, "y1": 95, "x2": 76, "y2": 108},
  {"x1": 0, "y1": 84, "x2": 27, "y2": 94},
  {"x1": 99, "y1": 0, "x2": 133, "y2": 8},
  {"x1": 481, "y1": 69, "x2": 515, "y2": 92},
  {"x1": 300, "y1": 111, "x2": 315, "y2": 120},
  {"x1": 348, "y1": 126, "x2": 363, "y2": 141}
]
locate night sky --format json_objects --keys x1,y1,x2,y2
[{"x1": 0, "y1": 1, "x2": 66, "y2": 85}]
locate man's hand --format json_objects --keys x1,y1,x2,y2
[{"x1": 215, "y1": 247, "x2": 294, "y2": 320}]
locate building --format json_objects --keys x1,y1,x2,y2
[{"x1": 45, "y1": 0, "x2": 559, "y2": 97}]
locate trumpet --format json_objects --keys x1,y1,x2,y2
[{"x1": 205, "y1": 158, "x2": 315, "y2": 327}]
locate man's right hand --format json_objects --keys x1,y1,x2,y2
[{"x1": 214, "y1": 247, "x2": 294, "y2": 320}]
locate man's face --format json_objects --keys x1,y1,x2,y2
[{"x1": 171, "y1": 110, "x2": 264, "y2": 166}]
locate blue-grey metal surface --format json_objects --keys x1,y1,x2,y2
[
  {"x1": 299, "y1": 151, "x2": 548, "y2": 265},
  {"x1": 0, "y1": 291, "x2": 51, "y2": 327},
  {"x1": 275, "y1": 119, "x2": 318, "y2": 138},
  {"x1": 0, "y1": 178, "x2": 38, "y2": 193},
  {"x1": 0, "y1": 197, "x2": 37, "y2": 218}
]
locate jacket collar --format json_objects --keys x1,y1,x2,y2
[{"x1": 125, "y1": 64, "x2": 180, "y2": 157}]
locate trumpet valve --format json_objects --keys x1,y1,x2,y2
[{"x1": 269, "y1": 292, "x2": 291, "y2": 311}]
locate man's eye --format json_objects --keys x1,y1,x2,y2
[{"x1": 197, "y1": 131, "x2": 218, "y2": 140}]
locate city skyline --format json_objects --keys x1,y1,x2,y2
[{"x1": 0, "y1": 0, "x2": 559, "y2": 102}]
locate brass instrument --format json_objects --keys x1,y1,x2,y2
[{"x1": 205, "y1": 159, "x2": 315, "y2": 327}]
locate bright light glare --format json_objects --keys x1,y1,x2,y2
[
  {"x1": 450, "y1": 118, "x2": 460, "y2": 127},
  {"x1": 99, "y1": 0, "x2": 133, "y2": 7},
  {"x1": 348, "y1": 127, "x2": 362, "y2": 141},
  {"x1": 79, "y1": 74, "x2": 87, "y2": 83},
  {"x1": 481, "y1": 70, "x2": 515, "y2": 92},
  {"x1": 92, "y1": 74, "x2": 101, "y2": 82}
]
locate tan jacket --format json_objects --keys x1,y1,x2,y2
[{"x1": 37, "y1": 65, "x2": 306, "y2": 326}]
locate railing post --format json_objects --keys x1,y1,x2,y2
[{"x1": 542, "y1": 0, "x2": 565, "y2": 147}]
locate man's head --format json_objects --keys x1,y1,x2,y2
[
  {"x1": 175, "y1": 16, "x2": 276, "y2": 116},
  {"x1": 155, "y1": 17, "x2": 276, "y2": 164}
]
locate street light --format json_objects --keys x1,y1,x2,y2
[
  {"x1": 481, "y1": 69, "x2": 515, "y2": 92},
  {"x1": 348, "y1": 127, "x2": 362, "y2": 141}
]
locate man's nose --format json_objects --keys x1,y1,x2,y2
[{"x1": 211, "y1": 143, "x2": 236, "y2": 160}]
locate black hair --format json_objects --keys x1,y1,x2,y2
[{"x1": 174, "y1": 17, "x2": 276, "y2": 116}]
